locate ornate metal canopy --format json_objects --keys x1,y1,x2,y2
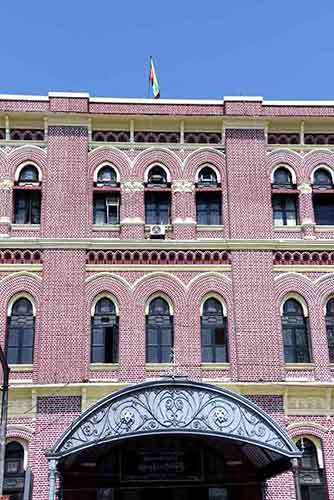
[{"x1": 49, "y1": 379, "x2": 300, "y2": 461}]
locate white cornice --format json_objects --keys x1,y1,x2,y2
[
  {"x1": 48, "y1": 92, "x2": 89, "y2": 98},
  {"x1": 263, "y1": 99, "x2": 334, "y2": 106},
  {"x1": 0, "y1": 94, "x2": 48, "y2": 101},
  {"x1": 224, "y1": 96, "x2": 263, "y2": 102},
  {"x1": 90, "y1": 97, "x2": 224, "y2": 105}
]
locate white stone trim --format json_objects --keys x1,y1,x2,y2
[
  {"x1": 48, "y1": 92, "x2": 89, "y2": 98},
  {"x1": 195, "y1": 163, "x2": 221, "y2": 184},
  {"x1": 271, "y1": 164, "x2": 297, "y2": 185},
  {"x1": 311, "y1": 164, "x2": 334, "y2": 184},
  {"x1": 5, "y1": 437, "x2": 29, "y2": 470},
  {"x1": 7, "y1": 292, "x2": 36, "y2": 316},
  {"x1": 91, "y1": 292, "x2": 119, "y2": 316},
  {"x1": 200, "y1": 292, "x2": 227, "y2": 316},
  {"x1": 280, "y1": 293, "x2": 308, "y2": 317},
  {"x1": 93, "y1": 162, "x2": 120, "y2": 183},
  {"x1": 224, "y1": 96, "x2": 263, "y2": 102},
  {"x1": 144, "y1": 162, "x2": 171, "y2": 183},
  {"x1": 0, "y1": 94, "x2": 48, "y2": 101},
  {"x1": 15, "y1": 161, "x2": 42, "y2": 182},
  {"x1": 145, "y1": 292, "x2": 174, "y2": 316},
  {"x1": 292, "y1": 435, "x2": 324, "y2": 469}
]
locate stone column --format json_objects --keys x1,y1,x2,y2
[
  {"x1": 298, "y1": 182, "x2": 316, "y2": 239},
  {"x1": 47, "y1": 459, "x2": 57, "y2": 500},
  {"x1": 120, "y1": 181, "x2": 145, "y2": 239}
]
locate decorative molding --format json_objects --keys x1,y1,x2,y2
[
  {"x1": 49, "y1": 380, "x2": 299, "y2": 459},
  {"x1": 274, "y1": 250, "x2": 334, "y2": 267},
  {"x1": 172, "y1": 180, "x2": 194, "y2": 193},
  {"x1": 121, "y1": 181, "x2": 144, "y2": 193},
  {"x1": 0, "y1": 178, "x2": 13, "y2": 191},
  {"x1": 298, "y1": 182, "x2": 312, "y2": 194}
]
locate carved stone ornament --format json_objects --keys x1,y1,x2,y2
[
  {"x1": 172, "y1": 180, "x2": 194, "y2": 193},
  {"x1": 298, "y1": 182, "x2": 312, "y2": 194},
  {"x1": 0, "y1": 178, "x2": 13, "y2": 191},
  {"x1": 50, "y1": 380, "x2": 300, "y2": 459},
  {"x1": 121, "y1": 181, "x2": 144, "y2": 193}
]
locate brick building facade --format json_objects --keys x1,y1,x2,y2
[{"x1": 0, "y1": 92, "x2": 333, "y2": 499}]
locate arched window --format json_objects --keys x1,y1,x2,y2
[
  {"x1": 18, "y1": 165, "x2": 39, "y2": 184},
  {"x1": 96, "y1": 165, "x2": 117, "y2": 186},
  {"x1": 4, "y1": 441, "x2": 25, "y2": 499},
  {"x1": 147, "y1": 165, "x2": 168, "y2": 186},
  {"x1": 201, "y1": 298, "x2": 228, "y2": 362},
  {"x1": 145, "y1": 166, "x2": 171, "y2": 227},
  {"x1": 146, "y1": 297, "x2": 173, "y2": 363},
  {"x1": 273, "y1": 167, "x2": 293, "y2": 188},
  {"x1": 91, "y1": 298, "x2": 118, "y2": 363},
  {"x1": 14, "y1": 165, "x2": 41, "y2": 225},
  {"x1": 325, "y1": 299, "x2": 334, "y2": 363},
  {"x1": 272, "y1": 167, "x2": 298, "y2": 226},
  {"x1": 198, "y1": 166, "x2": 218, "y2": 186},
  {"x1": 296, "y1": 438, "x2": 327, "y2": 500},
  {"x1": 282, "y1": 299, "x2": 311, "y2": 363},
  {"x1": 6, "y1": 298, "x2": 35, "y2": 364},
  {"x1": 312, "y1": 168, "x2": 334, "y2": 225},
  {"x1": 313, "y1": 168, "x2": 333, "y2": 189}
]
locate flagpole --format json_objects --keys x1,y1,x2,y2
[{"x1": 147, "y1": 56, "x2": 151, "y2": 98}]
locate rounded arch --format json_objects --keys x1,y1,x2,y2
[
  {"x1": 132, "y1": 147, "x2": 182, "y2": 179},
  {"x1": 310, "y1": 164, "x2": 334, "y2": 184},
  {"x1": 8, "y1": 146, "x2": 47, "y2": 178},
  {"x1": 145, "y1": 292, "x2": 174, "y2": 315},
  {"x1": 280, "y1": 293, "x2": 309, "y2": 317},
  {"x1": 195, "y1": 163, "x2": 221, "y2": 183},
  {"x1": 14, "y1": 161, "x2": 42, "y2": 182},
  {"x1": 200, "y1": 292, "x2": 227, "y2": 316},
  {"x1": 90, "y1": 292, "x2": 119, "y2": 316},
  {"x1": 184, "y1": 148, "x2": 226, "y2": 181},
  {"x1": 292, "y1": 434, "x2": 324, "y2": 469},
  {"x1": 132, "y1": 273, "x2": 187, "y2": 311},
  {"x1": 93, "y1": 162, "x2": 120, "y2": 183},
  {"x1": 144, "y1": 162, "x2": 171, "y2": 183},
  {"x1": 303, "y1": 151, "x2": 334, "y2": 179},
  {"x1": 271, "y1": 164, "x2": 297, "y2": 184},
  {"x1": 7, "y1": 292, "x2": 36, "y2": 316},
  {"x1": 266, "y1": 150, "x2": 302, "y2": 181},
  {"x1": 5, "y1": 437, "x2": 29, "y2": 470},
  {"x1": 88, "y1": 146, "x2": 131, "y2": 179},
  {"x1": 49, "y1": 379, "x2": 301, "y2": 461}
]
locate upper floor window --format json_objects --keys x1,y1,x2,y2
[
  {"x1": 4, "y1": 441, "x2": 25, "y2": 499},
  {"x1": 325, "y1": 299, "x2": 334, "y2": 363},
  {"x1": 312, "y1": 167, "x2": 334, "y2": 225},
  {"x1": 147, "y1": 165, "x2": 168, "y2": 187},
  {"x1": 91, "y1": 298, "x2": 118, "y2": 363},
  {"x1": 197, "y1": 166, "x2": 218, "y2": 187},
  {"x1": 282, "y1": 299, "x2": 311, "y2": 363},
  {"x1": 201, "y1": 298, "x2": 228, "y2": 363},
  {"x1": 14, "y1": 164, "x2": 41, "y2": 225},
  {"x1": 96, "y1": 165, "x2": 118, "y2": 186},
  {"x1": 6, "y1": 298, "x2": 35, "y2": 364},
  {"x1": 272, "y1": 167, "x2": 298, "y2": 226},
  {"x1": 296, "y1": 438, "x2": 327, "y2": 500},
  {"x1": 146, "y1": 297, "x2": 173, "y2": 363}
]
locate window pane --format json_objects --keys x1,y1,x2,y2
[{"x1": 314, "y1": 194, "x2": 334, "y2": 225}]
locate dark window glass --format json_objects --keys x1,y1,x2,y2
[
  {"x1": 313, "y1": 168, "x2": 333, "y2": 188},
  {"x1": 273, "y1": 167, "x2": 293, "y2": 188},
  {"x1": 93, "y1": 193, "x2": 120, "y2": 225},
  {"x1": 18, "y1": 165, "x2": 39, "y2": 183},
  {"x1": 201, "y1": 298, "x2": 227, "y2": 362},
  {"x1": 313, "y1": 194, "x2": 334, "y2": 225},
  {"x1": 146, "y1": 298, "x2": 173, "y2": 363},
  {"x1": 91, "y1": 298, "x2": 118, "y2": 363},
  {"x1": 7, "y1": 298, "x2": 34, "y2": 364},
  {"x1": 147, "y1": 165, "x2": 167, "y2": 186},
  {"x1": 282, "y1": 299, "x2": 311, "y2": 363},
  {"x1": 198, "y1": 166, "x2": 218, "y2": 186},
  {"x1": 196, "y1": 192, "x2": 221, "y2": 225},
  {"x1": 272, "y1": 194, "x2": 298, "y2": 226},
  {"x1": 97, "y1": 166, "x2": 117, "y2": 185},
  {"x1": 296, "y1": 439, "x2": 327, "y2": 500},
  {"x1": 14, "y1": 191, "x2": 41, "y2": 224},
  {"x1": 325, "y1": 299, "x2": 334, "y2": 363},
  {"x1": 145, "y1": 192, "x2": 171, "y2": 224}
]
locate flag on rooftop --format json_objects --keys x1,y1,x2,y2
[{"x1": 149, "y1": 56, "x2": 160, "y2": 99}]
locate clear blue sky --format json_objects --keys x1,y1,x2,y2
[{"x1": 1, "y1": 0, "x2": 333, "y2": 99}]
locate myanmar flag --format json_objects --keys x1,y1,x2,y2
[{"x1": 149, "y1": 57, "x2": 160, "y2": 98}]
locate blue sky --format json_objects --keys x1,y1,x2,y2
[{"x1": 1, "y1": 0, "x2": 333, "y2": 99}]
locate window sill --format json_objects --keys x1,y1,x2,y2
[
  {"x1": 315, "y1": 225, "x2": 334, "y2": 232},
  {"x1": 201, "y1": 362, "x2": 230, "y2": 370},
  {"x1": 92, "y1": 224, "x2": 120, "y2": 232},
  {"x1": 285, "y1": 363, "x2": 315, "y2": 370},
  {"x1": 273, "y1": 225, "x2": 301, "y2": 231},
  {"x1": 90, "y1": 363, "x2": 119, "y2": 371},
  {"x1": 197, "y1": 225, "x2": 224, "y2": 232},
  {"x1": 11, "y1": 224, "x2": 40, "y2": 231},
  {"x1": 145, "y1": 363, "x2": 173, "y2": 370},
  {"x1": 9, "y1": 364, "x2": 33, "y2": 372}
]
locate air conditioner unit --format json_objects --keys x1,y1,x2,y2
[{"x1": 149, "y1": 224, "x2": 166, "y2": 238}]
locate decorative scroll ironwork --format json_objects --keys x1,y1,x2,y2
[
  {"x1": 9, "y1": 129, "x2": 44, "y2": 141},
  {"x1": 0, "y1": 249, "x2": 42, "y2": 264},
  {"x1": 273, "y1": 250, "x2": 334, "y2": 265},
  {"x1": 86, "y1": 249, "x2": 231, "y2": 265},
  {"x1": 50, "y1": 380, "x2": 299, "y2": 458}
]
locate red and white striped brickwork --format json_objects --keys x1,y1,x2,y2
[{"x1": 0, "y1": 93, "x2": 333, "y2": 498}]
